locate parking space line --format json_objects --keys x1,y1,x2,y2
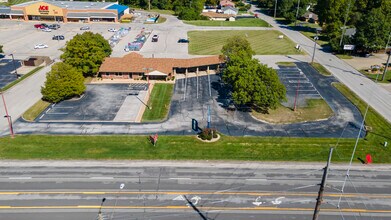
[{"x1": 47, "y1": 113, "x2": 69, "y2": 115}]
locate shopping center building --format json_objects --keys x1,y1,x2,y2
[{"x1": 0, "y1": 0, "x2": 129, "y2": 22}]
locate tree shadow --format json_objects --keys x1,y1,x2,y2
[{"x1": 211, "y1": 79, "x2": 253, "y2": 113}]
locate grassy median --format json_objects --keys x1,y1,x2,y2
[
  {"x1": 142, "y1": 83, "x2": 174, "y2": 122},
  {"x1": 188, "y1": 30, "x2": 303, "y2": 55}
]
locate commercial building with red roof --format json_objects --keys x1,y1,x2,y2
[{"x1": 99, "y1": 53, "x2": 225, "y2": 80}]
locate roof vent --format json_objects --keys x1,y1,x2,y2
[{"x1": 60, "y1": 2, "x2": 64, "y2": 4}]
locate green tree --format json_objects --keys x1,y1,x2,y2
[
  {"x1": 222, "y1": 36, "x2": 286, "y2": 112},
  {"x1": 354, "y1": 7, "x2": 390, "y2": 52},
  {"x1": 222, "y1": 35, "x2": 255, "y2": 61},
  {"x1": 41, "y1": 62, "x2": 86, "y2": 103},
  {"x1": 61, "y1": 32, "x2": 111, "y2": 77}
]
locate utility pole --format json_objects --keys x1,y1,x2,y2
[
  {"x1": 274, "y1": 0, "x2": 277, "y2": 18},
  {"x1": 148, "y1": 0, "x2": 151, "y2": 11},
  {"x1": 339, "y1": 0, "x2": 352, "y2": 47},
  {"x1": 294, "y1": 0, "x2": 301, "y2": 26},
  {"x1": 382, "y1": 50, "x2": 390, "y2": 81},
  {"x1": 313, "y1": 148, "x2": 333, "y2": 220}
]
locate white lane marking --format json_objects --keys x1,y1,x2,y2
[
  {"x1": 45, "y1": 108, "x2": 51, "y2": 113},
  {"x1": 253, "y1": 196, "x2": 263, "y2": 206},
  {"x1": 245, "y1": 178, "x2": 267, "y2": 181},
  {"x1": 90, "y1": 177, "x2": 114, "y2": 180},
  {"x1": 169, "y1": 178, "x2": 191, "y2": 180},
  {"x1": 173, "y1": 195, "x2": 185, "y2": 201},
  {"x1": 9, "y1": 177, "x2": 32, "y2": 180},
  {"x1": 39, "y1": 114, "x2": 44, "y2": 119},
  {"x1": 271, "y1": 197, "x2": 285, "y2": 205}
]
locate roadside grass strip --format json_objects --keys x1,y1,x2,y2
[
  {"x1": 184, "y1": 18, "x2": 269, "y2": 27},
  {"x1": 310, "y1": 62, "x2": 332, "y2": 76},
  {"x1": 142, "y1": 83, "x2": 174, "y2": 122},
  {"x1": 0, "y1": 84, "x2": 389, "y2": 163},
  {"x1": 188, "y1": 30, "x2": 303, "y2": 55},
  {"x1": 22, "y1": 100, "x2": 51, "y2": 121}
]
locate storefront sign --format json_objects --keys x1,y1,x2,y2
[{"x1": 38, "y1": 5, "x2": 49, "y2": 14}]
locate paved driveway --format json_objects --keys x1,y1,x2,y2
[{"x1": 12, "y1": 63, "x2": 363, "y2": 137}]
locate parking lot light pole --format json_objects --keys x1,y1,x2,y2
[
  {"x1": 1, "y1": 92, "x2": 14, "y2": 138},
  {"x1": 9, "y1": 54, "x2": 18, "y2": 78},
  {"x1": 311, "y1": 30, "x2": 320, "y2": 63}
]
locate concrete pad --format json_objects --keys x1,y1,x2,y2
[{"x1": 114, "y1": 91, "x2": 147, "y2": 122}]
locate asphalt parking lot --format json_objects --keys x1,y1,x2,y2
[
  {"x1": 0, "y1": 58, "x2": 21, "y2": 88},
  {"x1": 167, "y1": 62, "x2": 364, "y2": 137},
  {"x1": 278, "y1": 65, "x2": 321, "y2": 108},
  {"x1": 37, "y1": 84, "x2": 146, "y2": 122}
]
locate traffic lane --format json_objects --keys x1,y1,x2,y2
[
  {"x1": 0, "y1": 191, "x2": 390, "y2": 214},
  {"x1": 0, "y1": 211, "x2": 383, "y2": 220},
  {"x1": 0, "y1": 176, "x2": 389, "y2": 195}
]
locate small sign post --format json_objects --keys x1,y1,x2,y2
[
  {"x1": 343, "y1": 44, "x2": 355, "y2": 51},
  {"x1": 192, "y1": 119, "x2": 198, "y2": 131}
]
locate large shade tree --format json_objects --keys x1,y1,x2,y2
[
  {"x1": 61, "y1": 32, "x2": 111, "y2": 77},
  {"x1": 41, "y1": 62, "x2": 86, "y2": 103},
  {"x1": 222, "y1": 36, "x2": 286, "y2": 112}
]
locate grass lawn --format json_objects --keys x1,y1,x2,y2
[
  {"x1": 22, "y1": 100, "x2": 50, "y2": 121},
  {"x1": 0, "y1": 84, "x2": 390, "y2": 163},
  {"x1": 363, "y1": 71, "x2": 391, "y2": 83},
  {"x1": 1, "y1": 66, "x2": 44, "y2": 91},
  {"x1": 183, "y1": 18, "x2": 269, "y2": 27},
  {"x1": 286, "y1": 22, "x2": 329, "y2": 46},
  {"x1": 156, "y1": 16, "x2": 167, "y2": 24},
  {"x1": 252, "y1": 99, "x2": 333, "y2": 124},
  {"x1": 145, "y1": 9, "x2": 175, "y2": 15},
  {"x1": 1, "y1": 0, "x2": 29, "y2": 5},
  {"x1": 332, "y1": 83, "x2": 391, "y2": 163},
  {"x1": 188, "y1": 30, "x2": 303, "y2": 55},
  {"x1": 335, "y1": 54, "x2": 353, "y2": 59},
  {"x1": 310, "y1": 62, "x2": 332, "y2": 76},
  {"x1": 142, "y1": 83, "x2": 174, "y2": 122}
]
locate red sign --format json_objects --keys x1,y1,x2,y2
[
  {"x1": 39, "y1": 5, "x2": 49, "y2": 11},
  {"x1": 366, "y1": 154, "x2": 373, "y2": 164}
]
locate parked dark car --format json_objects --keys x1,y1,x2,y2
[
  {"x1": 152, "y1": 35, "x2": 159, "y2": 42},
  {"x1": 52, "y1": 35, "x2": 65, "y2": 40},
  {"x1": 178, "y1": 38, "x2": 189, "y2": 43}
]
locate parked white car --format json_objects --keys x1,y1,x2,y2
[
  {"x1": 34, "y1": 44, "x2": 48, "y2": 49},
  {"x1": 42, "y1": 28, "x2": 52, "y2": 32},
  {"x1": 108, "y1": 28, "x2": 117, "y2": 32}
]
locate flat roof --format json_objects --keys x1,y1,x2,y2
[{"x1": 14, "y1": 0, "x2": 115, "y2": 10}]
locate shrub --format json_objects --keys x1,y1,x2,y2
[{"x1": 198, "y1": 128, "x2": 217, "y2": 140}]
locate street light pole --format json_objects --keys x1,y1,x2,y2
[
  {"x1": 294, "y1": 0, "x2": 301, "y2": 26},
  {"x1": 110, "y1": 183, "x2": 125, "y2": 220},
  {"x1": 382, "y1": 50, "x2": 390, "y2": 81},
  {"x1": 311, "y1": 31, "x2": 319, "y2": 63},
  {"x1": 339, "y1": 0, "x2": 352, "y2": 47},
  {"x1": 1, "y1": 92, "x2": 14, "y2": 138},
  {"x1": 9, "y1": 54, "x2": 18, "y2": 78},
  {"x1": 274, "y1": 0, "x2": 278, "y2": 18}
]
